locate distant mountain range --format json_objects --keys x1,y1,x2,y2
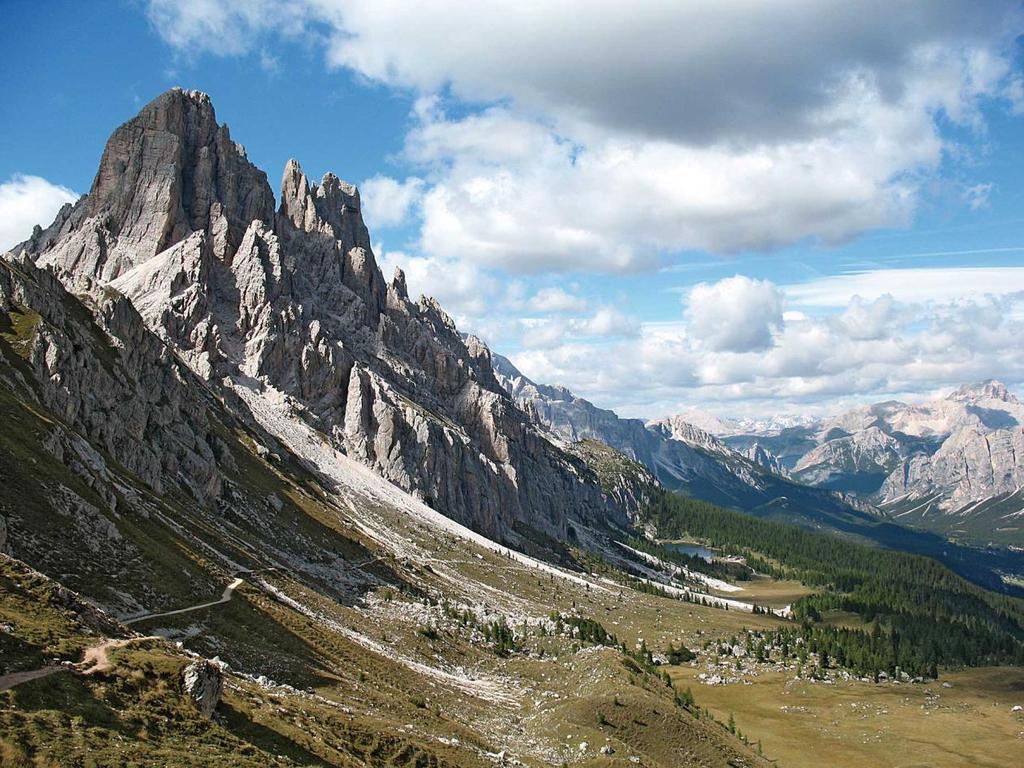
[
  {"x1": 493, "y1": 357, "x2": 904, "y2": 536},
  {"x1": 718, "y1": 381, "x2": 1024, "y2": 546},
  {"x1": 495, "y1": 356, "x2": 1024, "y2": 548}
]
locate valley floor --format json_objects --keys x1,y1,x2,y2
[{"x1": 669, "y1": 664, "x2": 1024, "y2": 767}]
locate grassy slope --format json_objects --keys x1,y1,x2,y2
[{"x1": 0, "y1": 373, "x2": 770, "y2": 765}]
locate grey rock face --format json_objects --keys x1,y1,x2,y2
[
  {"x1": 759, "y1": 380, "x2": 1024, "y2": 515},
  {"x1": 742, "y1": 442, "x2": 789, "y2": 477},
  {"x1": 24, "y1": 89, "x2": 274, "y2": 285},
  {"x1": 0, "y1": 253, "x2": 228, "y2": 505},
  {"x1": 880, "y1": 422, "x2": 1024, "y2": 511},
  {"x1": 18, "y1": 88, "x2": 622, "y2": 542},
  {"x1": 792, "y1": 426, "x2": 904, "y2": 487},
  {"x1": 182, "y1": 659, "x2": 223, "y2": 717}
]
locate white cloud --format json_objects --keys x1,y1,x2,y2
[
  {"x1": 145, "y1": 1, "x2": 1024, "y2": 266},
  {"x1": 527, "y1": 287, "x2": 587, "y2": 314},
  {"x1": 318, "y1": 1, "x2": 1019, "y2": 145},
  {"x1": 360, "y1": 175, "x2": 424, "y2": 229},
  {"x1": 962, "y1": 182, "x2": 993, "y2": 209},
  {"x1": 684, "y1": 276, "x2": 784, "y2": 353},
  {"x1": 785, "y1": 266, "x2": 1024, "y2": 307},
  {"x1": 515, "y1": 306, "x2": 640, "y2": 350},
  {"x1": 520, "y1": 319, "x2": 568, "y2": 350},
  {"x1": 406, "y1": 97, "x2": 929, "y2": 271},
  {"x1": 145, "y1": 0, "x2": 311, "y2": 56},
  {"x1": 510, "y1": 286, "x2": 1024, "y2": 420},
  {"x1": 0, "y1": 175, "x2": 78, "y2": 252},
  {"x1": 835, "y1": 295, "x2": 901, "y2": 341},
  {"x1": 576, "y1": 307, "x2": 640, "y2": 338}
]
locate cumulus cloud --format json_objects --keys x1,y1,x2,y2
[
  {"x1": 317, "y1": 1, "x2": 1020, "y2": 145},
  {"x1": 507, "y1": 306, "x2": 640, "y2": 350},
  {"x1": 360, "y1": 175, "x2": 424, "y2": 229},
  {"x1": 146, "y1": 1, "x2": 1024, "y2": 266},
  {"x1": 520, "y1": 319, "x2": 568, "y2": 350},
  {"x1": 513, "y1": 290, "x2": 1024, "y2": 420},
  {"x1": 835, "y1": 295, "x2": 901, "y2": 341},
  {"x1": 684, "y1": 276, "x2": 784, "y2": 353},
  {"x1": 404, "y1": 94, "x2": 930, "y2": 270},
  {"x1": 576, "y1": 307, "x2": 640, "y2": 338},
  {"x1": 0, "y1": 174, "x2": 78, "y2": 252},
  {"x1": 527, "y1": 287, "x2": 588, "y2": 313}
]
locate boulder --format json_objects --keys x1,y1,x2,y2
[{"x1": 182, "y1": 659, "x2": 223, "y2": 717}]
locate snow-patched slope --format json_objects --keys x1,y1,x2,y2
[
  {"x1": 611, "y1": 543, "x2": 788, "y2": 616},
  {"x1": 229, "y1": 377, "x2": 606, "y2": 592},
  {"x1": 229, "y1": 378, "x2": 771, "y2": 620}
]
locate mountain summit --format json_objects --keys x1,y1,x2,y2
[
  {"x1": 948, "y1": 379, "x2": 1017, "y2": 404},
  {"x1": 13, "y1": 88, "x2": 622, "y2": 542}
]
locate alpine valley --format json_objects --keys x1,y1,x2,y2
[{"x1": 2, "y1": 90, "x2": 1024, "y2": 768}]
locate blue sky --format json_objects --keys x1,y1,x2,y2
[{"x1": 3, "y1": 1, "x2": 1024, "y2": 421}]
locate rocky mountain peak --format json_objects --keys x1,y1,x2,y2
[
  {"x1": 647, "y1": 415, "x2": 726, "y2": 454},
  {"x1": 15, "y1": 88, "x2": 618, "y2": 542},
  {"x1": 24, "y1": 87, "x2": 275, "y2": 284},
  {"x1": 278, "y1": 159, "x2": 365, "y2": 243},
  {"x1": 948, "y1": 379, "x2": 1017, "y2": 404},
  {"x1": 391, "y1": 267, "x2": 409, "y2": 301}
]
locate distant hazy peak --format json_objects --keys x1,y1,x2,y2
[{"x1": 947, "y1": 379, "x2": 1017, "y2": 404}]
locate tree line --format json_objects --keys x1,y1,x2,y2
[{"x1": 642, "y1": 490, "x2": 1024, "y2": 675}]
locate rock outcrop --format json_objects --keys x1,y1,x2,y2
[
  {"x1": 182, "y1": 659, "x2": 223, "y2": 717},
  {"x1": 13, "y1": 88, "x2": 622, "y2": 542},
  {"x1": 0, "y1": 252, "x2": 229, "y2": 505}
]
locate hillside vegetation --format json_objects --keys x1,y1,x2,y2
[{"x1": 643, "y1": 491, "x2": 1024, "y2": 677}]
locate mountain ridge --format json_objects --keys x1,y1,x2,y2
[
  {"x1": 710, "y1": 379, "x2": 1024, "y2": 545},
  {"x1": 13, "y1": 87, "x2": 629, "y2": 544},
  {"x1": 492, "y1": 354, "x2": 892, "y2": 528}
]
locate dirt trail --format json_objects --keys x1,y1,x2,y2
[
  {"x1": 0, "y1": 636, "x2": 160, "y2": 692},
  {"x1": 2, "y1": 574, "x2": 247, "y2": 692},
  {"x1": 78, "y1": 637, "x2": 160, "y2": 673},
  {"x1": 124, "y1": 576, "x2": 244, "y2": 625}
]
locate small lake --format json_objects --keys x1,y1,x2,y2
[{"x1": 669, "y1": 543, "x2": 717, "y2": 562}]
